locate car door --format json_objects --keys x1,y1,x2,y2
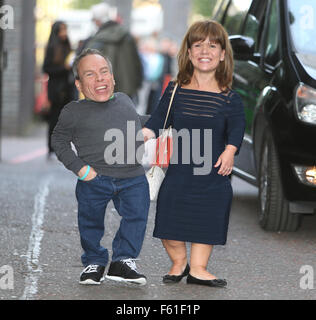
[{"x1": 223, "y1": 0, "x2": 270, "y2": 182}]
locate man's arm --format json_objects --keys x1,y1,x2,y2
[{"x1": 51, "y1": 106, "x2": 86, "y2": 176}]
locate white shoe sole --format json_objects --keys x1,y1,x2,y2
[{"x1": 105, "y1": 275, "x2": 147, "y2": 286}]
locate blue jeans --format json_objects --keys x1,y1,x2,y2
[{"x1": 75, "y1": 174, "x2": 150, "y2": 267}]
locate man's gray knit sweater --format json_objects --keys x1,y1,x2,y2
[{"x1": 51, "y1": 93, "x2": 147, "y2": 178}]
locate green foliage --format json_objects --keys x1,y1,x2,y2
[
  {"x1": 193, "y1": 0, "x2": 217, "y2": 18},
  {"x1": 70, "y1": 0, "x2": 102, "y2": 10}
]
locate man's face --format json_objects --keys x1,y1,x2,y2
[{"x1": 75, "y1": 54, "x2": 115, "y2": 102}]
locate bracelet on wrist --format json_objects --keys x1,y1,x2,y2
[{"x1": 79, "y1": 165, "x2": 90, "y2": 180}]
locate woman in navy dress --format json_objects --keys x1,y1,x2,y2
[{"x1": 143, "y1": 21, "x2": 245, "y2": 287}]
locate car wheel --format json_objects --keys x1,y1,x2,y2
[{"x1": 258, "y1": 131, "x2": 302, "y2": 231}]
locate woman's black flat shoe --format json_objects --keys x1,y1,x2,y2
[
  {"x1": 186, "y1": 273, "x2": 227, "y2": 288},
  {"x1": 162, "y1": 264, "x2": 190, "y2": 283}
]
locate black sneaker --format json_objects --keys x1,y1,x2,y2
[
  {"x1": 79, "y1": 264, "x2": 105, "y2": 285},
  {"x1": 105, "y1": 259, "x2": 147, "y2": 285}
]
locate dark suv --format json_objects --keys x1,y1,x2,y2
[{"x1": 212, "y1": 0, "x2": 316, "y2": 231}]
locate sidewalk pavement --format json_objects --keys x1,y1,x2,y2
[{"x1": 0, "y1": 122, "x2": 48, "y2": 164}]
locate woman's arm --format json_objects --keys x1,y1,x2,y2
[
  {"x1": 214, "y1": 145, "x2": 237, "y2": 176},
  {"x1": 215, "y1": 93, "x2": 246, "y2": 176}
]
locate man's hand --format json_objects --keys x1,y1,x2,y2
[
  {"x1": 78, "y1": 165, "x2": 97, "y2": 181},
  {"x1": 142, "y1": 127, "x2": 156, "y2": 143},
  {"x1": 214, "y1": 145, "x2": 237, "y2": 176}
]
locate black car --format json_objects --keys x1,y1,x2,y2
[{"x1": 212, "y1": 0, "x2": 316, "y2": 231}]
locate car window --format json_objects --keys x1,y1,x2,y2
[
  {"x1": 243, "y1": 14, "x2": 259, "y2": 40},
  {"x1": 288, "y1": 0, "x2": 316, "y2": 54},
  {"x1": 212, "y1": 0, "x2": 230, "y2": 22},
  {"x1": 264, "y1": 0, "x2": 279, "y2": 66},
  {"x1": 222, "y1": 0, "x2": 252, "y2": 35},
  {"x1": 242, "y1": 1, "x2": 267, "y2": 51}
]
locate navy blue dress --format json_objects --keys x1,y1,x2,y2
[{"x1": 145, "y1": 82, "x2": 245, "y2": 245}]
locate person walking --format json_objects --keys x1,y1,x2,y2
[
  {"x1": 43, "y1": 21, "x2": 75, "y2": 158},
  {"x1": 85, "y1": 2, "x2": 143, "y2": 102},
  {"x1": 138, "y1": 37, "x2": 164, "y2": 115},
  {"x1": 51, "y1": 48, "x2": 150, "y2": 286},
  {"x1": 142, "y1": 20, "x2": 245, "y2": 287}
]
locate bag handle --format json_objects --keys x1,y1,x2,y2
[
  {"x1": 154, "y1": 82, "x2": 178, "y2": 169},
  {"x1": 162, "y1": 82, "x2": 178, "y2": 131}
]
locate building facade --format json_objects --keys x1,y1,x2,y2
[{"x1": 1, "y1": 0, "x2": 36, "y2": 135}]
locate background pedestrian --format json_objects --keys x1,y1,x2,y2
[
  {"x1": 84, "y1": 2, "x2": 143, "y2": 103},
  {"x1": 43, "y1": 21, "x2": 75, "y2": 158}
]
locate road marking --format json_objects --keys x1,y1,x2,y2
[
  {"x1": 9, "y1": 147, "x2": 48, "y2": 164},
  {"x1": 20, "y1": 176, "x2": 51, "y2": 300}
]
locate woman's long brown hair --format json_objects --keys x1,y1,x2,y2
[{"x1": 176, "y1": 20, "x2": 234, "y2": 90}]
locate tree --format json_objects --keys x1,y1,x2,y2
[
  {"x1": 70, "y1": 0, "x2": 102, "y2": 10},
  {"x1": 192, "y1": 0, "x2": 217, "y2": 18}
]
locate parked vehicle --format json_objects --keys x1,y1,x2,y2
[{"x1": 212, "y1": 0, "x2": 316, "y2": 231}]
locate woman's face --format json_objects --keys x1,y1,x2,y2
[
  {"x1": 58, "y1": 24, "x2": 68, "y2": 41},
  {"x1": 188, "y1": 36, "x2": 225, "y2": 74}
]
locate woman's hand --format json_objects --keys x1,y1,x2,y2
[
  {"x1": 214, "y1": 145, "x2": 237, "y2": 176},
  {"x1": 78, "y1": 165, "x2": 97, "y2": 181},
  {"x1": 142, "y1": 127, "x2": 156, "y2": 143}
]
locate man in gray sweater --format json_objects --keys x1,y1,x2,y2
[{"x1": 51, "y1": 49, "x2": 150, "y2": 285}]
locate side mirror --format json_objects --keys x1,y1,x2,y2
[{"x1": 229, "y1": 35, "x2": 256, "y2": 61}]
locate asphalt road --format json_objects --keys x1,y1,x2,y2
[{"x1": 0, "y1": 125, "x2": 316, "y2": 301}]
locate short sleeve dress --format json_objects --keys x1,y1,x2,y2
[{"x1": 145, "y1": 82, "x2": 245, "y2": 245}]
